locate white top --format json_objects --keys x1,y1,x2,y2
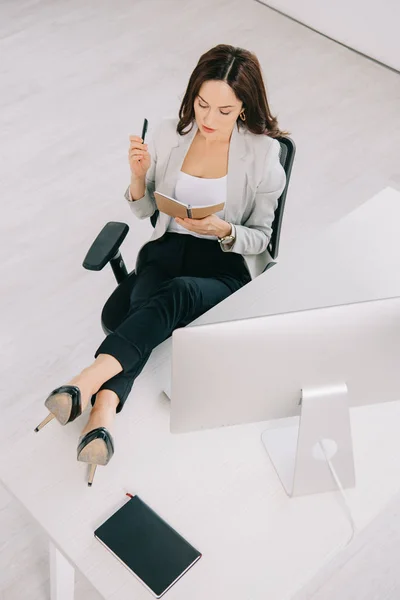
[{"x1": 166, "y1": 170, "x2": 227, "y2": 239}]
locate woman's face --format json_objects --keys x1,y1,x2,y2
[{"x1": 193, "y1": 80, "x2": 243, "y2": 140}]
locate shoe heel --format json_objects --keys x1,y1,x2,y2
[
  {"x1": 88, "y1": 464, "x2": 97, "y2": 486},
  {"x1": 34, "y1": 412, "x2": 56, "y2": 432},
  {"x1": 77, "y1": 427, "x2": 115, "y2": 487}
]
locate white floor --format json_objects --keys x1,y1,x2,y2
[{"x1": 1, "y1": 0, "x2": 400, "y2": 598}]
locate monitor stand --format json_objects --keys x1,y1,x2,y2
[{"x1": 261, "y1": 383, "x2": 356, "y2": 497}]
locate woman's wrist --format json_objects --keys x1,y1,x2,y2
[
  {"x1": 129, "y1": 176, "x2": 146, "y2": 201},
  {"x1": 220, "y1": 222, "x2": 232, "y2": 238}
]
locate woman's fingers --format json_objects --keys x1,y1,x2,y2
[
  {"x1": 129, "y1": 144, "x2": 148, "y2": 152},
  {"x1": 128, "y1": 135, "x2": 151, "y2": 174},
  {"x1": 129, "y1": 135, "x2": 148, "y2": 150},
  {"x1": 129, "y1": 150, "x2": 147, "y2": 159}
]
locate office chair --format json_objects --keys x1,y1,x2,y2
[{"x1": 82, "y1": 136, "x2": 296, "y2": 335}]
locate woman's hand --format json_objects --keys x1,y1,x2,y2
[
  {"x1": 175, "y1": 214, "x2": 232, "y2": 238},
  {"x1": 128, "y1": 135, "x2": 151, "y2": 180}
]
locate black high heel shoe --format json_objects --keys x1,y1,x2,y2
[
  {"x1": 34, "y1": 385, "x2": 84, "y2": 432},
  {"x1": 77, "y1": 427, "x2": 115, "y2": 486}
]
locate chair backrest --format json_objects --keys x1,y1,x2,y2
[
  {"x1": 150, "y1": 135, "x2": 296, "y2": 260},
  {"x1": 269, "y1": 136, "x2": 296, "y2": 260}
]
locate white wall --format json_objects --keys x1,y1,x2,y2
[{"x1": 263, "y1": 0, "x2": 400, "y2": 72}]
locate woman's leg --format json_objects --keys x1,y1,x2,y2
[
  {"x1": 82, "y1": 236, "x2": 249, "y2": 417},
  {"x1": 89, "y1": 350, "x2": 152, "y2": 414},
  {"x1": 79, "y1": 388, "x2": 120, "y2": 438},
  {"x1": 91, "y1": 273, "x2": 246, "y2": 414},
  {"x1": 86, "y1": 235, "x2": 184, "y2": 415},
  {"x1": 88, "y1": 262, "x2": 176, "y2": 414},
  {"x1": 61, "y1": 353, "x2": 124, "y2": 413},
  {"x1": 62, "y1": 249, "x2": 175, "y2": 421},
  {"x1": 81, "y1": 269, "x2": 249, "y2": 416}
]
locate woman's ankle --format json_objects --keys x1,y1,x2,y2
[
  {"x1": 93, "y1": 389, "x2": 120, "y2": 411},
  {"x1": 80, "y1": 402, "x2": 116, "y2": 437},
  {"x1": 79, "y1": 356, "x2": 123, "y2": 396}
]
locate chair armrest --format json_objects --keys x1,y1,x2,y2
[{"x1": 82, "y1": 221, "x2": 129, "y2": 271}]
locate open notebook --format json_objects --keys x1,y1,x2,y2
[{"x1": 154, "y1": 190, "x2": 225, "y2": 219}]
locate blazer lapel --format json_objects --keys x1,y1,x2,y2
[{"x1": 156, "y1": 120, "x2": 250, "y2": 229}]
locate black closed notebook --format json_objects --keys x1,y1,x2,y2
[{"x1": 94, "y1": 494, "x2": 202, "y2": 598}]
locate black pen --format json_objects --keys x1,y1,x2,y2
[
  {"x1": 141, "y1": 118, "x2": 148, "y2": 144},
  {"x1": 137, "y1": 118, "x2": 148, "y2": 164}
]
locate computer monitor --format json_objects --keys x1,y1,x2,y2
[
  {"x1": 167, "y1": 295, "x2": 400, "y2": 496},
  {"x1": 169, "y1": 295, "x2": 400, "y2": 435}
]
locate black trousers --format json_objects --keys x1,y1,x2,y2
[{"x1": 91, "y1": 232, "x2": 252, "y2": 413}]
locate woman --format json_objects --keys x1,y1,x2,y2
[{"x1": 34, "y1": 44, "x2": 288, "y2": 486}]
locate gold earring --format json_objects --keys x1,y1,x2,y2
[{"x1": 239, "y1": 110, "x2": 246, "y2": 121}]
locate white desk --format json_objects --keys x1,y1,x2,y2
[
  {"x1": 1, "y1": 187, "x2": 400, "y2": 600},
  {"x1": 187, "y1": 185, "x2": 400, "y2": 326}
]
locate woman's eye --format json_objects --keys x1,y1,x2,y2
[{"x1": 198, "y1": 102, "x2": 230, "y2": 116}]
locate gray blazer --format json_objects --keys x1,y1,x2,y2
[{"x1": 125, "y1": 117, "x2": 286, "y2": 279}]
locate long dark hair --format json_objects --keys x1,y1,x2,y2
[{"x1": 177, "y1": 44, "x2": 289, "y2": 138}]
